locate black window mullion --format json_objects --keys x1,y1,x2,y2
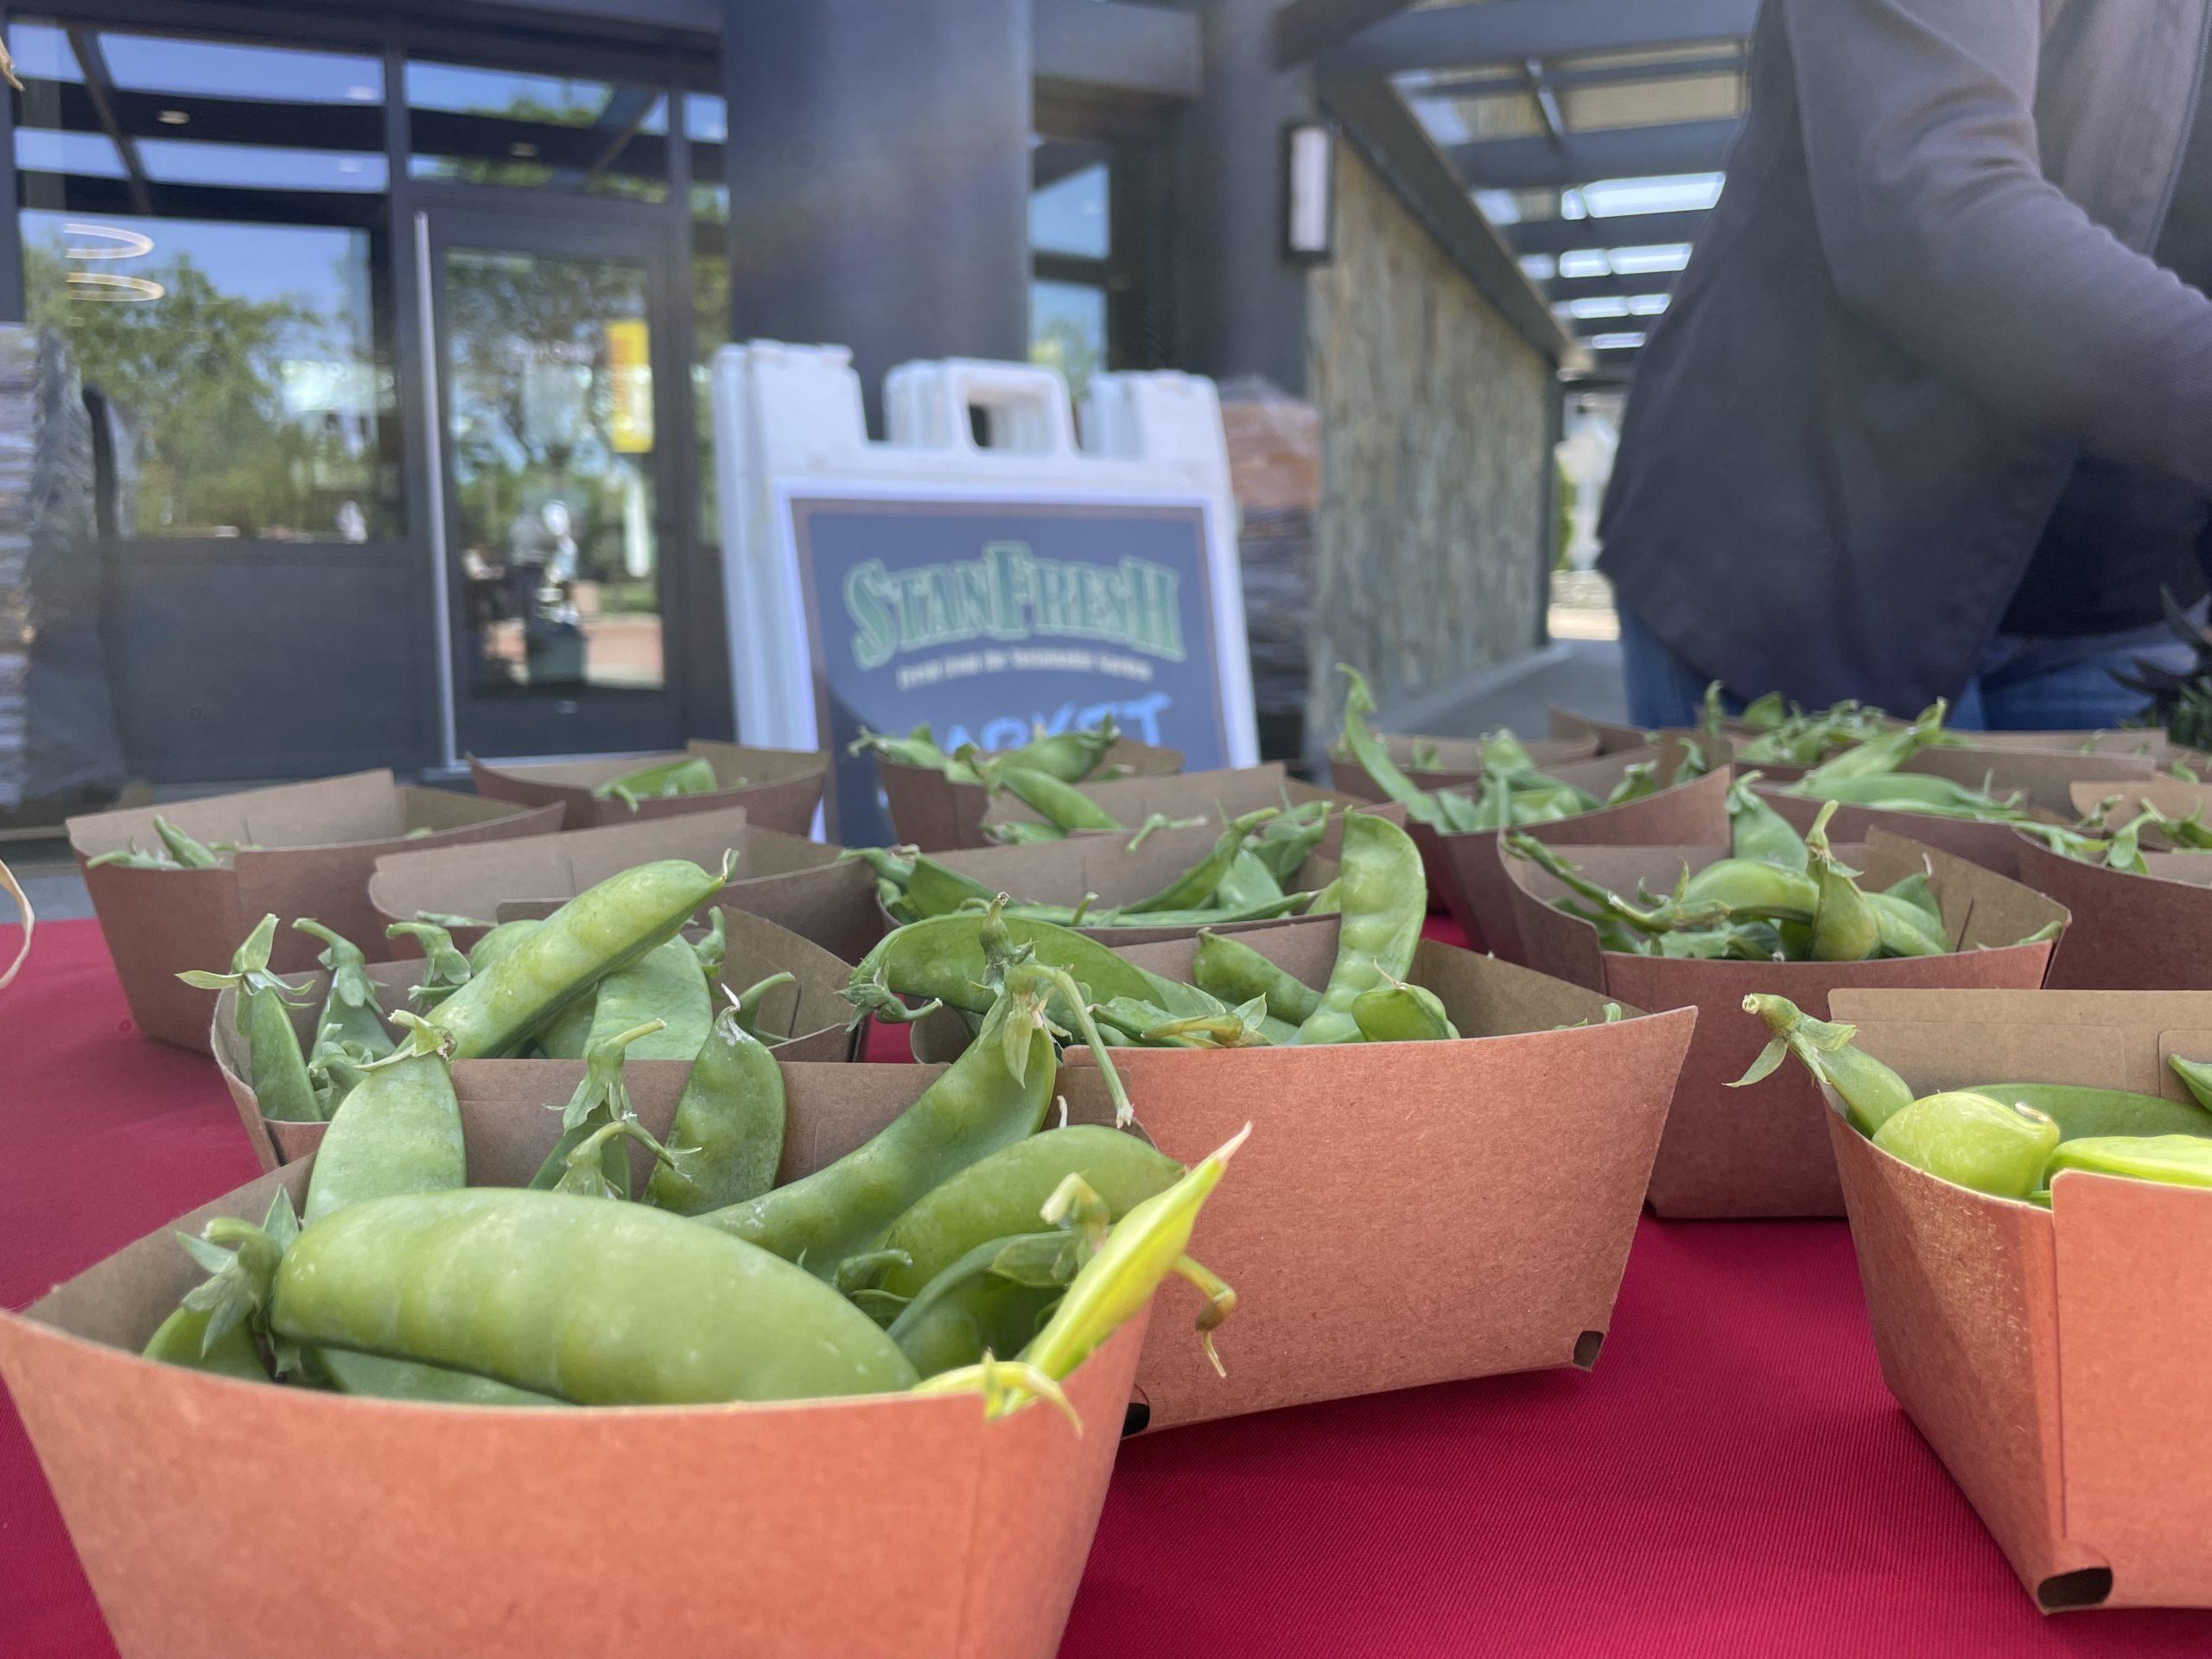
[{"x1": 0, "y1": 5, "x2": 21, "y2": 323}]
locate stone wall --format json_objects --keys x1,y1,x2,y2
[{"x1": 1306, "y1": 143, "x2": 1552, "y2": 728}]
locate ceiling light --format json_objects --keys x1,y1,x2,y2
[
  {"x1": 156, "y1": 109, "x2": 189, "y2": 124},
  {"x1": 68, "y1": 271, "x2": 164, "y2": 302},
  {"x1": 509, "y1": 141, "x2": 539, "y2": 158},
  {"x1": 345, "y1": 84, "x2": 378, "y2": 101},
  {"x1": 63, "y1": 221, "x2": 153, "y2": 260}
]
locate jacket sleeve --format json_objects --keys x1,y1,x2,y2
[{"x1": 1783, "y1": 0, "x2": 2212, "y2": 493}]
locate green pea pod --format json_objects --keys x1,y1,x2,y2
[
  {"x1": 180, "y1": 916, "x2": 320, "y2": 1122},
  {"x1": 233, "y1": 1187, "x2": 916, "y2": 1404},
  {"x1": 1792, "y1": 771, "x2": 2029, "y2": 819},
  {"x1": 1294, "y1": 812, "x2": 1426, "y2": 1046},
  {"x1": 1211, "y1": 849, "x2": 1286, "y2": 912},
  {"x1": 467, "y1": 918, "x2": 542, "y2": 974},
  {"x1": 528, "y1": 1019, "x2": 668, "y2": 1199},
  {"x1": 854, "y1": 911, "x2": 1220, "y2": 1026},
  {"x1": 292, "y1": 919, "x2": 396, "y2": 1065},
  {"x1": 588, "y1": 934, "x2": 714, "y2": 1060},
  {"x1": 303, "y1": 1017, "x2": 466, "y2": 1226},
  {"x1": 1726, "y1": 772, "x2": 1808, "y2": 874},
  {"x1": 428, "y1": 855, "x2": 731, "y2": 1058},
  {"x1": 2045, "y1": 1134, "x2": 2212, "y2": 1190},
  {"x1": 982, "y1": 760, "x2": 1122, "y2": 832},
  {"x1": 903, "y1": 855, "x2": 1003, "y2": 919},
  {"x1": 1864, "y1": 892, "x2": 1946, "y2": 958},
  {"x1": 646, "y1": 998, "x2": 786, "y2": 1215},
  {"x1": 592, "y1": 753, "x2": 721, "y2": 811},
  {"x1": 995, "y1": 716, "x2": 1120, "y2": 784},
  {"x1": 1351, "y1": 976, "x2": 1459, "y2": 1042},
  {"x1": 1881, "y1": 867, "x2": 1942, "y2": 928},
  {"x1": 142, "y1": 1303, "x2": 268, "y2": 1382},
  {"x1": 1872, "y1": 1090, "x2": 2058, "y2": 1199},
  {"x1": 2172, "y1": 1054, "x2": 2212, "y2": 1113},
  {"x1": 1733, "y1": 994, "x2": 1914, "y2": 1135},
  {"x1": 385, "y1": 921, "x2": 474, "y2": 1012},
  {"x1": 537, "y1": 989, "x2": 598, "y2": 1060},
  {"x1": 1605, "y1": 762, "x2": 1659, "y2": 807},
  {"x1": 1799, "y1": 701, "x2": 1948, "y2": 786},
  {"x1": 985, "y1": 820, "x2": 1070, "y2": 845},
  {"x1": 1336, "y1": 664, "x2": 1454, "y2": 830},
  {"x1": 1660, "y1": 924, "x2": 1784, "y2": 961},
  {"x1": 701, "y1": 962, "x2": 1072, "y2": 1280},
  {"x1": 1192, "y1": 928, "x2": 1322, "y2": 1027},
  {"x1": 1119, "y1": 808, "x2": 1280, "y2": 915},
  {"x1": 841, "y1": 844, "x2": 918, "y2": 887},
  {"x1": 869, "y1": 1125, "x2": 1184, "y2": 1301},
  {"x1": 887, "y1": 1231, "x2": 1083, "y2": 1378},
  {"x1": 850, "y1": 723, "x2": 969, "y2": 778},
  {"x1": 1803, "y1": 804, "x2": 1880, "y2": 963},
  {"x1": 153, "y1": 815, "x2": 225, "y2": 869},
  {"x1": 1959, "y1": 1079, "x2": 2212, "y2": 1142},
  {"x1": 1678, "y1": 857, "x2": 1819, "y2": 922},
  {"x1": 1246, "y1": 800, "x2": 1331, "y2": 883}
]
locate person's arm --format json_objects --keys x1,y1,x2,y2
[{"x1": 1783, "y1": 0, "x2": 2212, "y2": 493}]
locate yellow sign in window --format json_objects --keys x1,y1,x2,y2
[{"x1": 606, "y1": 318, "x2": 654, "y2": 453}]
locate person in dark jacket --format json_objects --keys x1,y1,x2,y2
[{"x1": 1600, "y1": 0, "x2": 2212, "y2": 729}]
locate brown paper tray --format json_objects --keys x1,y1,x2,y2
[
  {"x1": 2012, "y1": 830, "x2": 2212, "y2": 990},
  {"x1": 67, "y1": 771, "x2": 565, "y2": 1052},
  {"x1": 1822, "y1": 987, "x2": 2212, "y2": 1611},
  {"x1": 1508, "y1": 831, "x2": 2067, "y2": 1217},
  {"x1": 467, "y1": 741, "x2": 828, "y2": 836},
  {"x1": 0, "y1": 1074, "x2": 1147, "y2": 1659},
  {"x1": 1414, "y1": 750, "x2": 1732, "y2": 962},
  {"x1": 214, "y1": 908, "x2": 861, "y2": 1172},
  {"x1": 979, "y1": 762, "x2": 1388, "y2": 861},
  {"x1": 876, "y1": 738, "x2": 1181, "y2": 852}
]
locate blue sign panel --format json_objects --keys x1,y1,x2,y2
[{"x1": 789, "y1": 495, "x2": 1231, "y2": 842}]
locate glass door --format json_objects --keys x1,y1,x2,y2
[{"x1": 420, "y1": 205, "x2": 685, "y2": 761}]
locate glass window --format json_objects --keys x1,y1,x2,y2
[
  {"x1": 686, "y1": 92, "x2": 730, "y2": 544},
  {"x1": 9, "y1": 19, "x2": 403, "y2": 543},
  {"x1": 406, "y1": 60, "x2": 669, "y2": 202},
  {"x1": 1028, "y1": 280, "x2": 1106, "y2": 401},
  {"x1": 1029, "y1": 160, "x2": 1109, "y2": 258}
]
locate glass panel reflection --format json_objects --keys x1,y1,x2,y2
[
  {"x1": 444, "y1": 246, "x2": 664, "y2": 694},
  {"x1": 407, "y1": 60, "x2": 669, "y2": 201},
  {"x1": 1029, "y1": 280, "x2": 1108, "y2": 401}
]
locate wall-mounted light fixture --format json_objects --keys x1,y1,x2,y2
[{"x1": 1281, "y1": 119, "x2": 1337, "y2": 265}]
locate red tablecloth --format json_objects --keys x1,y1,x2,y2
[{"x1": 8, "y1": 917, "x2": 2212, "y2": 1657}]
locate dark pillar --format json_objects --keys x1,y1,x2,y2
[
  {"x1": 1173, "y1": 0, "x2": 1312, "y2": 393},
  {"x1": 0, "y1": 10, "x2": 22, "y2": 326},
  {"x1": 721, "y1": 0, "x2": 1032, "y2": 429}
]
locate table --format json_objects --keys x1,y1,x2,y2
[{"x1": 7, "y1": 917, "x2": 2211, "y2": 1657}]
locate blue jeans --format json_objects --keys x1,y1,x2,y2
[{"x1": 1619, "y1": 607, "x2": 2200, "y2": 732}]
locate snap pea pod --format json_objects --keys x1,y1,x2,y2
[
  {"x1": 586, "y1": 934, "x2": 713, "y2": 1059},
  {"x1": 851, "y1": 723, "x2": 972, "y2": 779},
  {"x1": 886, "y1": 1231, "x2": 1083, "y2": 1377},
  {"x1": 868, "y1": 1125, "x2": 1184, "y2": 1302},
  {"x1": 385, "y1": 921, "x2": 473, "y2": 1012},
  {"x1": 1192, "y1": 927, "x2": 1322, "y2": 1027},
  {"x1": 593, "y1": 753, "x2": 721, "y2": 811},
  {"x1": 1214, "y1": 848, "x2": 1287, "y2": 912},
  {"x1": 2046, "y1": 1135, "x2": 2212, "y2": 1190},
  {"x1": 1336, "y1": 664, "x2": 1455, "y2": 831},
  {"x1": 1872, "y1": 1090, "x2": 2057, "y2": 1200},
  {"x1": 537, "y1": 990, "x2": 597, "y2": 1060},
  {"x1": 180, "y1": 915, "x2": 320, "y2": 1122},
  {"x1": 1864, "y1": 892, "x2": 1945, "y2": 957},
  {"x1": 1093, "y1": 994, "x2": 1271, "y2": 1048},
  {"x1": 1726, "y1": 772, "x2": 1808, "y2": 873},
  {"x1": 154, "y1": 815, "x2": 226, "y2": 869},
  {"x1": 1804, "y1": 803, "x2": 1880, "y2": 963},
  {"x1": 1792, "y1": 772, "x2": 2031, "y2": 820},
  {"x1": 529, "y1": 1020, "x2": 668, "y2": 1200},
  {"x1": 996, "y1": 716, "x2": 1120, "y2": 783},
  {"x1": 853, "y1": 910, "x2": 1221, "y2": 1026},
  {"x1": 1961, "y1": 1080, "x2": 2212, "y2": 1142},
  {"x1": 690, "y1": 909, "x2": 727, "y2": 982},
  {"x1": 302, "y1": 1016, "x2": 465, "y2": 1227},
  {"x1": 698, "y1": 963, "x2": 1068, "y2": 1279},
  {"x1": 645, "y1": 996, "x2": 786, "y2": 1215},
  {"x1": 1883, "y1": 868, "x2": 1942, "y2": 928},
  {"x1": 427, "y1": 856, "x2": 731, "y2": 1058},
  {"x1": 2171, "y1": 1054, "x2": 2212, "y2": 1112},
  {"x1": 1351, "y1": 976, "x2": 1459, "y2": 1042},
  {"x1": 210, "y1": 1188, "x2": 918, "y2": 1404},
  {"x1": 728, "y1": 970, "x2": 796, "y2": 1041},
  {"x1": 1246, "y1": 800, "x2": 1332, "y2": 883},
  {"x1": 1118, "y1": 808, "x2": 1279, "y2": 914},
  {"x1": 1294, "y1": 811, "x2": 1426, "y2": 1046},
  {"x1": 467, "y1": 918, "x2": 542, "y2": 974},
  {"x1": 904, "y1": 855, "x2": 1004, "y2": 920},
  {"x1": 982, "y1": 759, "x2": 1121, "y2": 832},
  {"x1": 1679, "y1": 857, "x2": 1819, "y2": 921},
  {"x1": 1733, "y1": 995, "x2": 1914, "y2": 1135},
  {"x1": 292, "y1": 919, "x2": 395, "y2": 1067},
  {"x1": 1063, "y1": 893, "x2": 1312, "y2": 930},
  {"x1": 1798, "y1": 701, "x2": 1948, "y2": 786},
  {"x1": 985, "y1": 820, "x2": 1071, "y2": 845},
  {"x1": 143, "y1": 1303, "x2": 268, "y2": 1382}
]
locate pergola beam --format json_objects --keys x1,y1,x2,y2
[
  {"x1": 1451, "y1": 118, "x2": 1738, "y2": 189},
  {"x1": 1270, "y1": 0, "x2": 1416, "y2": 70},
  {"x1": 1509, "y1": 207, "x2": 1709, "y2": 255},
  {"x1": 1545, "y1": 269, "x2": 1684, "y2": 303},
  {"x1": 1319, "y1": 0, "x2": 1758, "y2": 81}
]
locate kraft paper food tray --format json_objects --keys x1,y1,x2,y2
[
  {"x1": 875, "y1": 736, "x2": 1182, "y2": 852},
  {"x1": 0, "y1": 1084, "x2": 1147, "y2": 1659},
  {"x1": 1753, "y1": 748, "x2": 2159, "y2": 879},
  {"x1": 1507, "y1": 831, "x2": 2066, "y2": 1218},
  {"x1": 213, "y1": 908, "x2": 861, "y2": 1173},
  {"x1": 2013, "y1": 835, "x2": 2212, "y2": 991},
  {"x1": 919, "y1": 821, "x2": 1340, "y2": 948},
  {"x1": 912, "y1": 922, "x2": 1695, "y2": 1428},
  {"x1": 1821, "y1": 986, "x2": 2212, "y2": 1611},
  {"x1": 1326, "y1": 729, "x2": 1598, "y2": 799},
  {"x1": 68, "y1": 771, "x2": 565, "y2": 1054},
  {"x1": 979, "y1": 761, "x2": 1395, "y2": 861},
  {"x1": 366, "y1": 804, "x2": 878, "y2": 966},
  {"x1": 467, "y1": 740, "x2": 828, "y2": 835},
  {"x1": 1413, "y1": 750, "x2": 1731, "y2": 963}
]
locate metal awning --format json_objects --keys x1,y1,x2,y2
[{"x1": 1294, "y1": 0, "x2": 1757, "y2": 384}]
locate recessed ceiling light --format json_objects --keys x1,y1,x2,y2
[{"x1": 156, "y1": 109, "x2": 189, "y2": 124}]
